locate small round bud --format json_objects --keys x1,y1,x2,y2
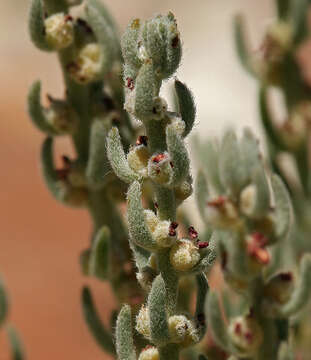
[
  {"x1": 136, "y1": 306, "x2": 151, "y2": 340},
  {"x1": 240, "y1": 184, "x2": 257, "y2": 216},
  {"x1": 228, "y1": 316, "x2": 263, "y2": 356},
  {"x1": 151, "y1": 97, "x2": 168, "y2": 120},
  {"x1": 44, "y1": 97, "x2": 77, "y2": 134},
  {"x1": 170, "y1": 239, "x2": 200, "y2": 272},
  {"x1": 68, "y1": 43, "x2": 102, "y2": 84},
  {"x1": 168, "y1": 114, "x2": 185, "y2": 136},
  {"x1": 264, "y1": 272, "x2": 294, "y2": 304},
  {"x1": 168, "y1": 315, "x2": 189, "y2": 343},
  {"x1": 206, "y1": 197, "x2": 239, "y2": 229},
  {"x1": 148, "y1": 152, "x2": 173, "y2": 186},
  {"x1": 144, "y1": 210, "x2": 159, "y2": 233},
  {"x1": 44, "y1": 13, "x2": 74, "y2": 50},
  {"x1": 138, "y1": 347, "x2": 159, "y2": 360},
  {"x1": 153, "y1": 220, "x2": 177, "y2": 247},
  {"x1": 174, "y1": 179, "x2": 193, "y2": 201},
  {"x1": 127, "y1": 142, "x2": 150, "y2": 177}
]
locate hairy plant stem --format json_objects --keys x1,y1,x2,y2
[{"x1": 145, "y1": 118, "x2": 180, "y2": 359}]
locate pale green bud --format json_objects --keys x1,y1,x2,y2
[
  {"x1": 44, "y1": 13, "x2": 74, "y2": 50},
  {"x1": 170, "y1": 239, "x2": 200, "y2": 272}
]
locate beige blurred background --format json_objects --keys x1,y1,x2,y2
[{"x1": 0, "y1": 1, "x2": 274, "y2": 359}]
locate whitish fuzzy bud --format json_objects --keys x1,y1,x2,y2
[
  {"x1": 168, "y1": 114, "x2": 186, "y2": 136},
  {"x1": 138, "y1": 347, "x2": 159, "y2": 360},
  {"x1": 127, "y1": 138, "x2": 150, "y2": 177},
  {"x1": 144, "y1": 210, "x2": 159, "y2": 232},
  {"x1": 44, "y1": 97, "x2": 77, "y2": 134},
  {"x1": 228, "y1": 316, "x2": 263, "y2": 356},
  {"x1": 136, "y1": 306, "x2": 151, "y2": 340},
  {"x1": 239, "y1": 184, "x2": 257, "y2": 216},
  {"x1": 152, "y1": 97, "x2": 168, "y2": 120},
  {"x1": 168, "y1": 315, "x2": 190, "y2": 343},
  {"x1": 153, "y1": 220, "x2": 177, "y2": 248},
  {"x1": 206, "y1": 197, "x2": 239, "y2": 229},
  {"x1": 148, "y1": 152, "x2": 173, "y2": 186},
  {"x1": 170, "y1": 239, "x2": 200, "y2": 272},
  {"x1": 68, "y1": 43, "x2": 102, "y2": 84},
  {"x1": 44, "y1": 13, "x2": 74, "y2": 50},
  {"x1": 175, "y1": 179, "x2": 193, "y2": 201}
]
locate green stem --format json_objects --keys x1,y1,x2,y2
[{"x1": 159, "y1": 343, "x2": 179, "y2": 360}]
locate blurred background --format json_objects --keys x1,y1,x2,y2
[{"x1": 0, "y1": 0, "x2": 274, "y2": 359}]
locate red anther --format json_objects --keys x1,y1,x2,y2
[
  {"x1": 152, "y1": 153, "x2": 167, "y2": 163},
  {"x1": 234, "y1": 322, "x2": 242, "y2": 335},
  {"x1": 252, "y1": 232, "x2": 268, "y2": 247},
  {"x1": 142, "y1": 345, "x2": 154, "y2": 351},
  {"x1": 188, "y1": 226, "x2": 198, "y2": 240},
  {"x1": 154, "y1": 202, "x2": 158, "y2": 209},
  {"x1": 207, "y1": 196, "x2": 226, "y2": 207},
  {"x1": 244, "y1": 331, "x2": 254, "y2": 343},
  {"x1": 170, "y1": 221, "x2": 178, "y2": 229},
  {"x1": 136, "y1": 135, "x2": 148, "y2": 146},
  {"x1": 169, "y1": 222, "x2": 178, "y2": 237},
  {"x1": 198, "y1": 241, "x2": 209, "y2": 249},
  {"x1": 171, "y1": 35, "x2": 179, "y2": 48},
  {"x1": 64, "y1": 15, "x2": 73, "y2": 22},
  {"x1": 279, "y1": 272, "x2": 293, "y2": 282},
  {"x1": 126, "y1": 77, "x2": 135, "y2": 91},
  {"x1": 247, "y1": 243, "x2": 270, "y2": 265}
]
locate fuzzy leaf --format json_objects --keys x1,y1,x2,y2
[
  {"x1": 250, "y1": 167, "x2": 271, "y2": 218},
  {"x1": 240, "y1": 128, "x2": 261, "y2": 179},
  {"x1": 6, "y1": 326, "x2": 24, "y2": 360},
  {"x1": 195, "y1": 273, "x2": 209, "y2": 340},
  {"x1": 29, "y1": 0, "x2": 52, "y2": 51},
  {"x1": 127, "y1": 181, "x2": 157, "y2": 250},
  {"x1": 166, "y1": 124, "x2": 190, "y2": 187},
  {"x1": 129, "y1": 240, "x2": 150, "y2": 271},
  {"x1": 134, "y1": 61, "x2": 158, "y2": 120},
  {"x1": 233, "y1": 14, "x2": 255, "y2": 76},
  {"x1": 121, "y1": 18, "x2": 142, "y2": 70},
  {"x1": 206, "y1": 291, "x2": 232, "y2": 352},
  {"x1": 28, "y1": 81, "x2": 58, "y2": 135},
  {"x1": 219, "y1": 130, "x2": 246, "y2": 196},
  {"x1": 89, "y1": 226, "x2": 110, "y2": 280},
  {"x1": 195, "y1": 170, "x2": 209, "y2": 222},
  {"x1": 278, "y1": 253, "x2": 311, "y2": 317},
  {"x1": 85, "y1": 2, "x2": 117, "y2": 76},
  {"x1": 148, "y1": 275, "x2": 169, "y2": 346},
  {"x1": 0, "y1": 277, "x2": 8, "y2": 327},
  {"x1": 271, "y1": 174, "x2": 292, "y2": 239},
  {"x1": 116, "y1": 304, "x2": 136, "y2": 360},
  {"x1": 41, "y1": 137, "x2": 65, "y2": 202},
  {"x1": 86, "y1": 119, "x2": 110, "y2": 189},
  {"x1": 81, "y1": 287, "x2": 115, "y2": 354},
  {"x1": 175, "y1": 79, "x2": 196, "y2": 137},
  {"x1": 107, "y1": 127, "x2": 141, "y2": 183},
  {"x1": 259, "y1": 87, "x2": 286, "y2": 151}
]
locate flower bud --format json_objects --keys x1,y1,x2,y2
[
  {"x1": 174, "y1": 178, "x2": 193, "y2": 202},
  {"x1": 148, "y1": 152, "x2": 173, "y2": 186},
  {"x1": 167, "y1": 113, "x2": 185, "y2": 136},
  {"x1": 136, "y1": 305, "x2": 151, "y2": 340},
  {"x1": 153, "y1": 221, "x2": 177, "y2": 247},
  {"x1": 44, "y1": 96, "x2": 78, "y2": 134},
  {"x1": 67, "y1": 43, "x2": 102, "y2": 84},
  {"x1": 240, "y1": 184, "x2": 257, "y2": 216},
  {"x1": 228, "y1": 316, "x2": 263, "y2": 356},
  {"x1": 170, "y1": 239, "x2": 200, "y2": 272},
  {"x1": 206, "y1": 196, "x2": 239, "y2": 229},
  {"x1": 144, "y1": 210, "x2": 159, "y2": 233},
  {"x1": 127, "y1": 137, "x2": 150, "y2": 177},
  {"x1": 246, "y1": 232, "x2": 270, "y2": 267},
  {"x1": 44, "y1": 13, "x2": 74, "y2": 50},
  {"x1": 138, "y1": 346, "x2": 159, "y2": 360},
  {"x1": 264, "y1": 272, "x2": 294, "y2": 304},
  {"x1": 151, "y1": 97, "x2": 168, "y2": 120},
  {"x1": 168, "y1": 315, "x2": 189, "y2": 343}
]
